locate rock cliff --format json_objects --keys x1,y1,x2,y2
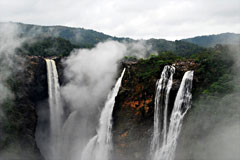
[
  {"x1": 112, "y1": 59, "x2": 199, "y2": 160},
  {"x1": 0, "y1": 56, "x2": 47, "y2": 160}
]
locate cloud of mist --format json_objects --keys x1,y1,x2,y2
[
  {"x1": 0, "y1": 23, "x2": 24, "y2": 115},
  {"x1": 199, "y1": 122, "x2": 240, "y2": 160},
  {"x1": 176, "y1": 44, "x2": 240, "y2": 160},
  {"x1": 57, "y1": 39, "x2": 152, "y2": 160},
  {"x1": 124, "y1": 40, "x2": 154, "y2": 58},
  {"x1": 0, "y1": 22, "x2": 35, "y2": 160},
  {"x1": 38, "y1": 40, "x2": 127, "y2": 160},
  {"x1": 14, "y1": 23, "x2": 83, "y2": 45},
  {"x1": 35, "y1": 36, "x2": 152, "y2": 160},
  {"x1": 61, "y1": 40, "x2": 126, "y2": 111}
]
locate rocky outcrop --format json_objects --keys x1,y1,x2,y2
[
  {"x1": 112, "y1": 59, "x2": 199, "y2": 160},
  {"x1": 53, "y1": 57, "x2": 65, "y2": 86},
  {"x1": 0, "y1": 56, "x2": 47, "y2": 160},
  {"x1": 0, "y1": 54, "x2": 200, "y2": 160},
  {"x1": 16, "y1": 56, "x2": 47, "y2": 160}
]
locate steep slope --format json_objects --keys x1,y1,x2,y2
[
  {"x1": 0, "y1": 22, "x2": 132, "y2": 47},
  {"x1": 0, "y1": 56, "x2": 47, "y2": 160},
  {"x1": 146, "y1": 39, "x2": 205, "y2": 56},
  {"x1": 1, "y1": 22, "x2": 205, "y2": 57},
  {"x1": 17, "y1": 36, "x2": 78, "y2": 57},
  {"x1": 112, "y1": 58, "x2": 199, "y2": 160},
  {"x1": 182, "y1": 33, "x2": 240, "y2": 47}
]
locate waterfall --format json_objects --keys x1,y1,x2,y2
[
  {"x1": 151, "y1": 68, "x2": 194, "y2": 160},
  {"x1": 59, "y1": 111, "x2": 78, "y2": 160},
  {"x1": 81, "y1": 68, "x2": 126, "y2": 160},
  {"x1": 45, "y1": 59, "x2": 63, "y2": 160},
  {"x1": 160, "y1": 71, "x2": 194, "y2": 160},
  {"x1": 150, "y1": 65, "x2": 175, "y2": 160}
]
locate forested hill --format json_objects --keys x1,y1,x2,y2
[
  {"x1": 3, "y1": 22, "x2": 132, "y2": 47},
  {"x1": 2, "y1": 22, "x2": 239, "y2": 57},
  {"x1": 1, "y1": 22, "x2": 239, "y2": 49},
  {"x1": 146, "y1": 39, "x2": 205, "y2": 56},
  {"x1": 1, "y1": 22, "x2": 206, "y2": 57},
  {"x1": 182, "y1": 33, "x2": 240, "y2": 47}
]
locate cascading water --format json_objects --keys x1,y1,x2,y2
[
  {"x1": 160, "y1": 71, "x2": 194, "y2": 160},
  {"x1": 151, "y1": 68, "x2": 194, "y2": 160},
  {"x1": 81, "y1": 68, "x2": 126, "y2": 160},
  {"x1": 45, "y1": 59, "x2": 63, "y2": 160},
  {"x1": 150, "y1": 65, "x2": 175, "y2": 160},
  {"x1": 59, "y1": 111, "x2": 78, "y2": 160}
]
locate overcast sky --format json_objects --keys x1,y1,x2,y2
[{"x1": 0, "y1": 0, "x2": 239, "y2": 40}]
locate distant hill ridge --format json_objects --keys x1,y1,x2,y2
[
  {"x1": 0, "y1": 22, "x2": 239, "y2": 57},
  {"x1": 182, "y1": 33, "x2": 240, "y2": 47},
  {"x1": 2, "y1": 22, "x2": 132, "y2": 48},
  {"x1": 1, "y1": 22, "x2": 239, "y2": 48}
]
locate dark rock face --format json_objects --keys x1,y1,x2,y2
[
  {"x1": 17, "y1": 56, "x2": 48, "y2": 160},
  {"x1": 0, "y1": 55, "x2": 200, "y2": 160},
  {"x1": 2, "y1": 56, "x2": 48, "y2": 160},
  {"x1": 54, "y1": 57, "x2": 66, "y2": 86},
  {"x1": 24, "y1": 56, "x2": 48, "y2": 103},
  {"x1": 112, "y1": 60, "x2": 199, "y2": 160}
]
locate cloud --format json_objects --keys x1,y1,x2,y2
[
  {"x1": 40, "y1": 41, "x2": 126, "y2": 160},
  {"x1": 61, "y1": 39, "x2": 151, "y2": 112},
  {"x1": 175, "y1": 44, "x2": 240, "y2": 160},
  {"x1": 0, "y1": 0, "x2": 239, "y2": 40},
  {"x1": 0, "y1": 23, "x2": 23, "y2": 108},
  {"x1": 35, "y1": 38, "x2": 151, "y2": 160},
  {"x1": 61, "y1": 40, "x2": 126, "y2": 111},
  {"x1": 124, "y1": 40, "x2": 154, "y2": 58},
  {"x1": 0, "y1": 22, "x2": 29, "y2": 160}
]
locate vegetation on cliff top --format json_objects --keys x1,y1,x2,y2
[
  {"x1": 17, "y1": 37, "x2": 205, "y2": 58},
  {"x1": 11, "y1": 22, "x2": 207, "y2": 58},
  {"x1": 191, "y1": 44, "x2": 235, "y2": 99},
  {"x1": 146, "y1": 39, "x2": 205, "y2": 56},
  {"x1": 17, "y1": 36, "x2": 80, "y2": 57},
  {"x1": 182, "y1": 33, "x2": 240, "y2": 47},
  {"x1": 0, "y1": 27, "x2": 238, "y2": 159},
  {"x1": 175, "y1": 44, "x2": 240, "y2": 160},
  {"x1": 126, "y1": 44, "x2": 236, "y2": 99}
]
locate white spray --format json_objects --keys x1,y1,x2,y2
[
  {"x1": 81, "y1": 68, "x2": 126, "y2": 160},
  {"x1": 161, "y1": 71, "x2": 194, "y2": 160},
  {"x1": 150, "y1": 65, "x2": 175, "y2": 160},
  {"x1": 151, "y1": 69, "x2": 194, "y2": 160}
]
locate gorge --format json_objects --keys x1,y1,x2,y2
[
  {"x1": 39, "y1": 58, "x2": 194, "y2": 160},
  {"x1": 0, "y1": 23, "x2": 239, "y2": 160}
]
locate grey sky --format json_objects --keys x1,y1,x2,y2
[{"x1": 0, "y1": 0, "x2": 239, "y2": 40}]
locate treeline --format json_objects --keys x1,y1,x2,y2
[
  {"x1": 17, "y1": 36, "x2": 83, "y2": 57},
  {"x1": 146, "y1": 39, "x2": 205, "y2": 57},
  {"x1": 16, "y1": 35, "x2": 206, "y2": 58},
  {"x1": 191, "y1": 44, "x2": 236, "y2": 99},
  {"x1": 175, "y1": 46, "x2": 240, "y2": 160},
  {"x1": 124, "y1": 44, "x2": 237, "y2": 98}
]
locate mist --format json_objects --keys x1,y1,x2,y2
[
  {"x1": 0, "y1": 23, "x2": 24, "y2": 116},
  {"x1": 62, "y1": 40, "x2": 127, "y2": 110},
  {"x1": 175, "y1": 44, "x2": 240, "y2": 160},
  {"x1": 61, "y1": 40, "x2": 127, "y2": 160},
  {"x1": 61, "y1": 39, "x2": 154, "y2": 111},
  {"x1": 59, "y1": 40, "x2": 153, "y2": 160},
  {"x1": 33, "y1": 34, "x2": 155, "y2": 160},
  {"x1": 124, "y1": 40, "x2": 154, "y2": 58},
  {"x1": 0, "y1": 22, "x2": 35, "y2": 159},
  {"x1": 35, "y1": 40, "x2": 127, "y2": 160}
]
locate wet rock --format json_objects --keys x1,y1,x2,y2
[
  {"x1": 112, "y1": 59, "x2": 199, "y2": 160},
  {"x1": 2, "y1": 56, "x2": 48, "y2": 160}
]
